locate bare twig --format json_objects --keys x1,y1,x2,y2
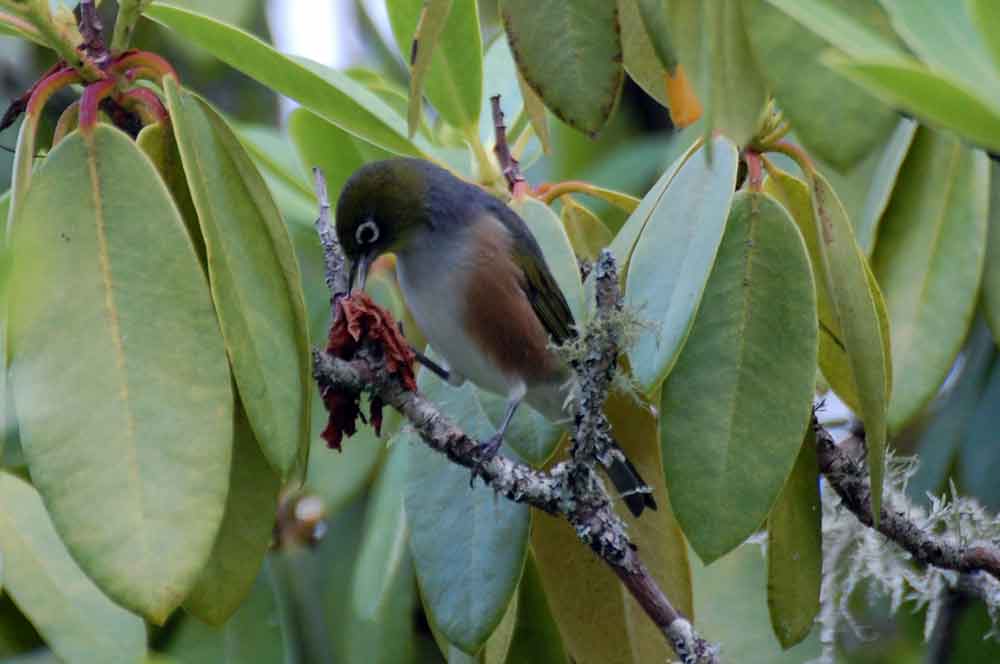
[
  {"x1": 815, "y1": 417, "x2": 1000, "y2": 583},
  {"x1": 312, "y1": 167, "x2": 348, "y2": 312},
  {"x1": 76, "y1": 0, "x2": 110, "y2": 69},
  {"x1": 490, "y1": 95, "x2": 528, "y2": 198},
  {"x1": 309, "y1": 168, "x2": 718, "y2": 663}
]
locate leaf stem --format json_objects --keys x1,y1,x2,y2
[
  {"x1": 768, "y1": 140, "x2": 817, "y2": 180},
  {"x1": 79, "y1": 78, "x2": 117, "y2": 132},
  {"x1": 111, "y1": 0, "x2": 150, "y2": 52}
]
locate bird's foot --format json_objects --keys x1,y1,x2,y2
[{"x1": 469, "y1": 433, "x2": 504, "y2": 488}]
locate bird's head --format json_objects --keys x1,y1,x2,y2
[{"x1": 335, "y1": 158, "x2": 437, "y2": 290}]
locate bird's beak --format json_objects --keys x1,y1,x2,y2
[{"x1": 348, "y1": 251, "x2": 374, "y2": 292}]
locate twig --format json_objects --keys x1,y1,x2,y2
[
  {"x1": 312, "y1": 167, "x2": 348, "y2": 313},
  {"x1": 76, "y1": 0, "x2": 110, "y2": 69},
  {"x1": 309, "y1": 169, "x2": 719, "y2": 664},
  {"x1": 815, "y1": 417, "x2": 1000, "y2": 583},
  {"x1": 490, "y1": 95, "x2": 528, "y2": 198}
]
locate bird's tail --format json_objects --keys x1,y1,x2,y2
[{"x1": 605, "y1": 451, "x2": 657, "y2": 517}]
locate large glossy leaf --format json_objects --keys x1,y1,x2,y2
[
  {"x1": 872, "y1": 129, "x2": 989, "y2": 432},
  {"x1": 386, "y1": 0, "x2": 482, "y2": 133},
  {"x1": 165, "y1": 78, "x2": 311, "y2": 476},
  {"x1": 561, "y1": 195, "x2": 613, "y2": 262},
  {"x1": 766, "y1": 430, "x2": 821, "y2": 649},
  {"x1": 665, "y1": 1, "x2": 768, "y2": 146},
  {"x1": 746, "y1": 0, "x2": 900, "y2": 169},
  {"x1": 625, "y1": 137, "x2": 738, "y2": 395},
  {"x1": 8, "y1": 125, "x2": 232, "y2": 622},
  {"x1": 607, "y1": 389, "x2": 693, "y2": 659},
  {"x1": 500, "y1": 0, "x2": 624, "y2": 136},
  {"x1": 959, "y1": 359, "x2": 1000, "y2": 511},
  {"x1": 510, "y1": 197, "x2": 585, "y2": 326},
  {"x1": 762, "y1": 0, "x2": 904, "y2": 58},
  {"x1": 969, "y1": 0, "x2": 1000, "y2": 73},
  {"x1": 619, "y1": 0, "x2": 670, "y2": 109},
  {"x1": 165, "y1": 559, "x2": 293, "y2": 663},
  {"x1": 829, "y1": 56, "x2": 1000, "y2": 154},
  {"x1": 661, "y1": 192, "x2": 817, "y2": 563},
  {"x1": 0, "y1": 472, "x2": 146, "y2": 663},
  {"x1": 692, "y1": 544, "x2": 822, "y2": 662},
  {"x1": 878, "y1": 0, "x2": 1000, "y2": 98},
  {"x1": 352, "y1": 436, "x2": 409, "y2": 620},
  {"x1": 405, "y1": 369, "x2": 530, "y2": 654},
  {"x1": 288, "y1": 107, "x2": 390, "y2": 205},
  {"x1": 820, "y1": 118, "x2": 917, "y2": 256},
  {"x1": 184, "y1": 403, "x2": 282, "y2": 625},
  {"x1": 606, "y1": 136, "x2": 701, "y2": 283},
  {"x1": 809, "y1": 172, "x2": 889, "y2": 521},
  {"x1": 531, "y1": 487, "x2": 634, "y2": 663},
  {"x1": 504, "y1": 552, "x2": 569, "y2": 663},
  {"x1": 145, "y1": 3, "x2": 424, "y2": 157},
  {"x1": 763, "y1": 168, "x2": 891, "y2": 414},
  {"x1": 987, "y1": 164, "x2": 1000, "y2": 345}
]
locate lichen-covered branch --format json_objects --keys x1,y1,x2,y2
[
  {"x1": 815, "y1": 418, "x2": 1000, "y2": 583},
  {"x1": 310, "y1": 169, "x2": 719, "y2": 664},
  {"x1": 490, "y1": 95, "x2": 528, "y2": 198}
]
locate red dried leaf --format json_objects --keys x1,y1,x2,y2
[{"x1": 320, "y1": 291, "x2": 416, "y2": 450}]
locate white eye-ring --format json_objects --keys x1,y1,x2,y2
[{"x1": 355, "y1": 220, "x2": 380, "y2": 245}]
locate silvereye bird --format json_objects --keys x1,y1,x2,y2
[{"x1": 336, "y1": 158, "x2": 656, "y2": 516}]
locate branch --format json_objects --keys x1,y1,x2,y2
[
  {"x1": 815, "y1": 417, "x2": 1000, "y2": 584},
  {"x1": 490, "y1": 95, "x2": 528, "y2": 198},
  {"x1": 309, "y1": 169, "x2": 719, "y2": 664}
]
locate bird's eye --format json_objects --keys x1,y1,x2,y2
[{"x1": 355, "y1": 220, "x2": 380, "y2": 245}]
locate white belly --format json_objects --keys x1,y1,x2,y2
[{"x1": 395, "y1": 248, "x2": 515, "y2": 397}]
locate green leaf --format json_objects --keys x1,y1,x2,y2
[
  {"x1": 0, "y1": 14, "x2": 47, "y2": 46},
  {"x1": 561, "y1": 196, "x2": 613, "y2": 262},
  {"x1": 907, "y1": 323, "x2": 995, "y2": 503},
  {"x1": 692, "y1": 543, "x2": 822, "y2": 663},
  {"x1": 746, "y1": 0, "x2": 902, "y2": 169},
  {"x1": 405, "y1": 370, "x2": 530, "y2": 654},
  {"x1": 636, "y1": 0, "x2": 678, "y2": 70},
  {"x1": 809, "y1": 171, "x2": 889, "y2": 522},
  {"x1": 762, "y1": 0, "x2": 905, "y2": 58},
  {"x1": 828, "y1": 56, "x2": 1000, "y2": 154},
  {"x1": 986, "y1": 164, "x2": 1000, "y2": 346},
  {"x1": 606, "y1": 136, "x2": 702, "y2": 282},
  {"x1": 386, "y1": 0, "x2": 482, "y2": 133},
  {"x1": 8, "y1": 125, "x2": 233, "y2": 622},
  {"x1": 516, "y1": 68, "x2": 552, "y2": 154},
  {"x1": 351, "y1": 436, "x2": 409, "y2": 620},
  {"x1": 959, "y1": 358, "x2": 1000, "y2": 511},
  {"x1": 164, "y1": 559, "x2": 293, "y2": 663},
  {"x1": 766, "y1": 430, "x2": 822, "y2": 649},
  {"x1": 872, "y1": 129, "x2": 989, "y2": 432},
  {"x1": 136, "y1": 121, "x2": 206, "y2": 264},
  {"x1": 184, "y1": 402, "x2": 282, "y2": 625},
  {"x1": 625, "y1": 137, "x2": 739, "y2": 395},
  {"x1": 406, "y1": 0, "x2": 452, "y2": 135},
  {"x1": 288, "y1": 107, "x2": 391, "y2": 208},
  {"x1": 878, "y1": 0, "x2": 1000, "y2": 98},
  {"x1": 500, "y1": 0, "x2": 624, "y2": 136},
  {"x1": 665, "y1": 0, "x2": 768, "y2": 146},
  {"x1": 504, "y1": 552, "x2": 569, "y2": 663},
  {"x1": 619, "y1": 0, "x2": 670, "y2": 109},
  {"x1": 164, "y1": 78, "x2": 311, "y2": 476},
  {"x1": 531, "y1": 477, "x2": 634, "y2": 664},
  {"x1": 831, "y1": 118, "x2": 918, "y2": 254},
  {"x1": 510, "y1": 197, "x2": 585, "y2": 327},
  {"x1": 145, "y1": 3, "x2": 425, "y2": 157},
  {"x1": 0, "y1": 472, "x2": 146, "y2": 663},
  {"x1": 660, "y1": 191, "x2": 817, "y2": 563},
  {"x1": 969, "y1": 0, "x2": 1000, "y2": 73}
]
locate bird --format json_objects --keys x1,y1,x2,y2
[{"x1": 335, "y1": 157, "x2": 656, "y2": 517}]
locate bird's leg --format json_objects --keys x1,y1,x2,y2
[
  {"x1": 412, "y1": 348, "x2": 452, "y2": 382},
  {"x1": 470, "y1": 393, "x2": 521, "y2": 487}
]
